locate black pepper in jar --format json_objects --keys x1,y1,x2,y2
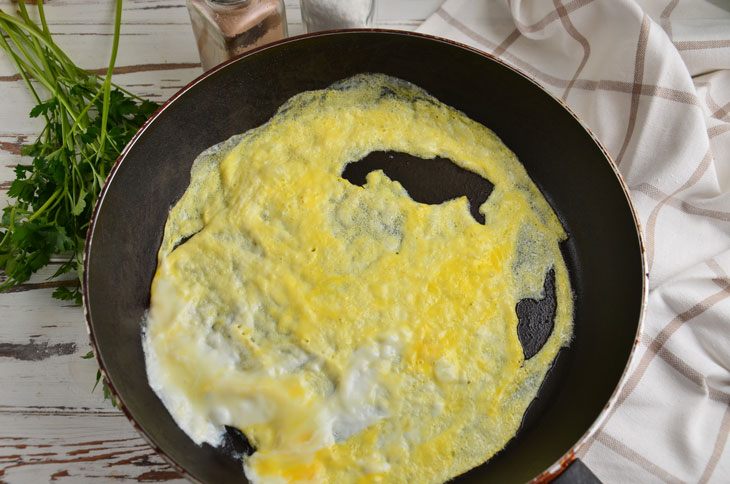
[{"x1": 187, "y1": 0, "x2": 288, "y2": 71}]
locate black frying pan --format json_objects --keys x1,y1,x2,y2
[{"x1": 83, "y1": 30, "x2": 647, "y2": 484}]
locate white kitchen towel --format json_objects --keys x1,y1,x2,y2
[{"x1": 418, "y1": 1, "x2": 730, "y2": 483}]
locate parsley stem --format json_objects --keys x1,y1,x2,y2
[
  {"x1": 2, "y1": 23, "x2": 44, "y2": 78},
  {"x1": 2, "y1": 5, "x2": 77, "y2": 82},
  {"x1": 27, "y1": 187, "x2": 62, "y2": 223},
  {"x1": 66, "y1": 89, "x2": 102, "y2": 144},
  {"x1": 0, "y1": 26, "x2": 81, "y2": 122},
  {"x1": 14, "y1": 2, "x2": 59, "y2": 89},
  {"x1": 97, "y1": 0, "x2": 124, "y2": 172},
  {"x1": 0, "y1": 19, "x2": 43, "y2": 106},
  {"x1": 34, "y1": 0, "x2": 51, "y2": 37}
]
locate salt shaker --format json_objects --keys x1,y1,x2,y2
[
  {"x1": 300, "y1": 0, "x2": 376, "y2": 32},
  {"x1": 187, "y1": 0, "x2": 288, "y2": 71}
]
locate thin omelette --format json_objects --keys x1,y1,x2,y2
[{"x1": 143, "y1": 74, "x2": 574, "y2": 484}]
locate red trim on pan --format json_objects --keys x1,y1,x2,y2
[{"x1": 534, "y1": 450, "x2": 577, "y2": 483}]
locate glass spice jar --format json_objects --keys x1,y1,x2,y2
[{"x1": 186, "y1": 0, "x2": 288, "y2": 71}]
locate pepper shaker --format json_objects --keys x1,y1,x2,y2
[
  {"x1": 299, "y1": 0, "x2": 376, "y2": 32},
  {"x1": 187, "y1": 0, "x2": 288, "y2": 71}
]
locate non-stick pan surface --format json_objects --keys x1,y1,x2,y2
[{"x1": 84, "y1": 30, "x2": 646, "y2": 483}]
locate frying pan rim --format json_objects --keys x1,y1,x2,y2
[{"x1": 82, "y1": 28, "x2": 649, "y2": 484}]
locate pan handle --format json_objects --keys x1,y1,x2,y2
[{"x1": 551, "y1": 458, "x2": 602, "y2": 484}]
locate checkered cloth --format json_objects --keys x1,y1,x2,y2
[{"x1": 418, "y1": 1, "x2": 730, "y2": 482}]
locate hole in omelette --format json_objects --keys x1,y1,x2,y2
[
  {"x1": 143, "y1": 73, "x2": 574, "y2": 484},
  {"x1": 517, "y1": 268, "x2": 557, "y2": 360},
  {"x1": 341, "y1": 151, "x2": 494, "y2": 225}
]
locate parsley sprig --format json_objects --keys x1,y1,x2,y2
[{"x1": 0, "y1": 0, "x2": 159, "y2": 303}]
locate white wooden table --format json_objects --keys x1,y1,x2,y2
[{"x1": 0, "y1": 1, "x2": 442, "y2": 481}]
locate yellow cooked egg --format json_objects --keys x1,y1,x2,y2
[{"x1": 143, "y1": 74, "x2": 573, "y2": 484}]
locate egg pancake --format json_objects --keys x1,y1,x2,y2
[{"x1": 143, "y1": 74, "x2": 573, "y2": 484}]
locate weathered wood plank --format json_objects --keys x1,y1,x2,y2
[
  {"x1": 0, "y1": 414, "x2": 185, "y2": 483},
  {"x1": 0, "y1": 283, "x2": 182, "y2": 481},
  {"x1": 0, "y1": 287, "x2": 106, "y2": 409}
]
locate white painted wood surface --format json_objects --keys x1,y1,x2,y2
[{"x1": 0, "y1": 1, "x2": 442, "y2": 482}]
